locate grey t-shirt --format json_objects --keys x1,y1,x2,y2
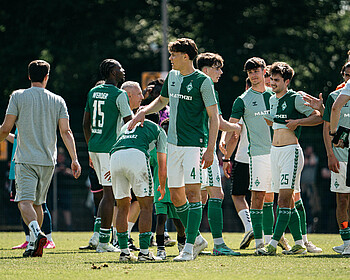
[{"x1": 6, "y1": 87, "x2": 69, "y2": 166}]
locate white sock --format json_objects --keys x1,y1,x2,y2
[
  {"x1": 183, "y1": 243, "x2": 194, "y2": 254},
  {"x1": 270, "y1": 239, "x2": 278, "y2": 248},
  {"x1": 112, "y1": 227, "x2": 117, "y2": 242},
  {"x1": 28, "y1": 232, "x2": 35, "y2": 249},
  {"x1": 255, "y1": 238, "x2": 264, "y2": 248},
  {"x1": 344, "y1": 240, "x2": 350, "y2": 246},
  {"x1": 25, "y1": 235, "x2": 30, "y2": 242},
  {"x1": 140, "y1": 248, "x2": 149, "y2": 255},
  {"x1": 46, "y1": 233, "x2": 53, "y2": 242},
  {"x1": 295, "y1": 239, "x2": 304, "y2": 246},
  {"x1": 213, "y1": 237, "x2": 224, "y2": 245},
  {"x1": 127, "y1": 222, "x2": 135, "y2": 238},
  {"x1": 28, "y1": 221, "x2": 41, "y2": 238},
  {"x1": 265, "y1": 235, "x2": 272, "y2": 244},
  {"x1": 238, "y1": 209, "x2": 252, "y2": 232},
  {"x1": 302, "y1": 235, "x2": 308, "y2": 243}
]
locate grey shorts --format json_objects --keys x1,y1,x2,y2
[{"x1": 14, "y1": 163, "x2": 54, "y2": 205}]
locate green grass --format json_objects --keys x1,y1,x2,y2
[{"x1": 0, "y1": 232, "x2": 349, "y2": 279}]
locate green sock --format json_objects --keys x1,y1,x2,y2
[
  {"x1": 93, "y1": 217, "x2": 101, "y2": 233},
  {"x1": 186, "y1": 202, "x2": 202, "y2": 244},
  {"x1": 175, "y1": 201, "x2": 190, "y2": 229},
  {"x1": 208, "y1": 198, "x2": 223, "y2": 239},
  {"x1": 340, "y1": 227, "x2": 350, "y2": 242},
  {"x1": 117, "y1": 231, "x2": 128, "y2": 249},
  {"x1": 263, "y1": 202, "x2": 274, "y2": 236},
  {"x1": 288, "y1": 208, "x2": 303, "y2": 242},
  {"x1": 250, "y1": 209, "x2": 264, "y2": 239},
  {"x1": 139, "y1": 232, "x2": 152, "y2": 250},
  {"x1": 272, "y1": 208, "x2": 291, "y2": 241},
  {"x1": 295, "y1": 199, "x2": 307, "y2": 235},
  {"x1": 99, "y1": 228, "x2": 111, "y2": 243}
]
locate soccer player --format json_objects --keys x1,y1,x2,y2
[
  {"x1": 323, "y1": 86, "x2": 350, "y2": 256},
  {"x1": 83, "y1": 59, "x2": 132, "y2": 252},
  {"x1": 222, "y1": 57, "x2": 275, "y2": 252},
  {"x1": 195, "y1": 52, "x2": 241, "y2": 256},
  {"x1": 0, "y1": 60, "x2": 81, "y2": 257},
  {"x1": 335, "y1": 62, "x2": 350, "y2": 91},
  {"x1": 110, "y1": 119, "x2": 167, "y2": 261},
  {"x1": 128, "y1": 38, "x2": 219, "y2": 261},
  {"x1": 329, "y1": 78, "x2": 350, "y2": 256},
  {"x1": 257, "y1": 62, "x2": 322, "y2": 255}
]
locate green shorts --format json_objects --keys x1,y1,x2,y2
[{"x1": 155, "y1": 202, "x2": 179, "y2": 219}]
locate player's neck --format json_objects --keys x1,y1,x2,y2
[
  {"x1": 276, "y1": 88, "x2": 288, "y2": 98},
  {"x1": 251, "y1": 82, "x2": 266, "y2": 93},
  {"x1": 179, "y1": 63, "x2": 195, "y2": 76},
  {"x1": 31, "y1": 82, "x2": 45, "y2": 88},
  {"x1": 105, "y1": 79, "x2": 118, "y2": 86}
]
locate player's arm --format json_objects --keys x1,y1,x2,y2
[
  {"x1": 219, "y1": 117, "x2": 240, "y2": 155},
  {"x1": 0, "y1": 114, "x2": 16, "y2": 142},
  {"x1": 330, "y1": 94, "x2": 350, "y2": 134},
  {"x1": 157, "y1": 152, "x2": 167, "y2": 201},
  {"x1": 323, "y1": 121, "x2": 340, "y2": 173},
  {"x1": 82, "y1": 111, "x2": 91, "y2": 145},
  {"x1": 128, "y1": 95, "x2": 169, "y2": 130},
  {"x1": 201, "y1": 104, "x2": 219, "y2": 169},
  {"x1": 222, "y1": 130, "x2": 240, "y2": 178},
  {"x1": 219, "y1": 115, "x2": 241, "y2": 133},
  {"x1": 286, "y1": 110, "x2": 323, "y2": 131},
  {"x1": 59, "y1": 118, "x2": 81, "y2": 179}
]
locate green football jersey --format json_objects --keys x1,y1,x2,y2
[
  {"x1": 149, "y1": 148, "x2": 171, "y2": 203},
  {"x1": 85, "y1": 84, "x2": 132, "y2": 153},
  {"x1": 160, "y1": 69, "x2": 217, "y2": 147},
  {"x1": 269, "y1": 90, "x2": 314, "y2": 139},
  {"x1": 230, "y1": 87, "x2": 273, "y2": 156},
  {"x1": 110, "y1": 119, "x2": 167, "y2": 158},
  {"x1": 323, "y1": 89, "x2": 350, "y2": 162},
  {"x1": 215, "y1": 90, "x2": 222, "y2": 115}
]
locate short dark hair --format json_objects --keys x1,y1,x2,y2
[
  {"x1": 28, "y1": 60, "x2": 50, "y2": 83},
  {"x1": 195, "y1": 53, "x2": 224, "y2": 70},
  {"x1": 270, "y1": 62, "x2": 294, "y2": 81},
  {"x1": 243, "y1": 57, "x2": 266, "y2": 72},
  {"x1": 340, "y1": 62, "x2": 350, "y2": 76},
  {"x1": 100, "y1": 59, "x2": 119, "y2": 79},
  {"x1": 142, "y1": 78, "x2": 164, "y2": 105},
  {"x1": 168, "y1": 38, "x2": 198, "y2": 60}
]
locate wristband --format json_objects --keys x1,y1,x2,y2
[
  {"x1": 222, "y1": 158, "x2": 230, "y2": 162},
  {"x1": 329, "y1": 131, "x2": 336, "y2": 136}
]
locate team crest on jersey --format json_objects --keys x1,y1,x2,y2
[
  {"x1": 186, "y1": 82, "x2": 193, "y2": 92},
  {"x1": 281, "y1": 101, "x2": 287, "y2": 111}
]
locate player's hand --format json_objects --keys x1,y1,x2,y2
[
  {"x1": 301, "y1": 92, "x2": 323, "y2": 111},
  {"x1": 201, "y1": 149, "x2": 214, "y2": 169},
  {"x1": 157, "y1": 185, "x2": 166, "y2": 201},
  {"x1": 71, "y1": 160, "x2": 81, "y2": 179},
  {"x1": 104, "y1": 171, "x2": 111, "y2": 182},
  {"x1": 89, "y1": 157, "x2": 94, "y2": 169},
  {"x1": 328, "y1": 154, "x2": 340, "y2": 173},
  {"x1": 219, "y1": 139, "x2": 227, "y2": 156},
  {"x1": 285, "y1": 119, "x2": 300, "y2": 131},
  {"x1": 333, "y1": 139, "x2": 345, "y2": 149},
  {"x1": 264, "y1": 118, "x2": 273, "y2": 126},
  {"x1": 223, "y1": 161, "x2": 232, "y2": 178},
  {"x1": 128, "y1": 109, "x2": 146, "y2": 130}
]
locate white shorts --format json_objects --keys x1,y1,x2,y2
[
  {"x1": 249, "y1": 154, "x2": 272, "y2": 192},
  {"x1": 167, "y1": 143, "x2": 204, "y2": 188},
  {"x1": 89, "y1": 152, "x2": 112, "y2": 186},
  {"x1": 201, "y1": 153, "x2": 222, "y2": 189},
  {"x1": 110, "y1": 148, "x2": 153, "y2": 199},
  {"x1": 330, "y1": 162, "x2": 349, "y2": 193},
  {"x1": 271, "y1": 144, "x2": 304, "y2": 193}
]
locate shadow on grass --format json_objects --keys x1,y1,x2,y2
[
  {"x1": 0, "y1": 256, "x2": 26, "y2": 259},
  {"x1": 85, "y1": 260, "x2": 171, "y2": 265}
]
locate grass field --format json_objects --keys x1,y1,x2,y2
[{"x1": 0, "y1": 232, "x2": 349, "y2": 279}]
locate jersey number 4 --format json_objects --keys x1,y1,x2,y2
[{"x1": 92, "y1": 100, "x2": 105, "y2": 128}]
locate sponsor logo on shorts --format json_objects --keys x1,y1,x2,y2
[
  {"x1": 334, "y1": 179, "x2": 340, "y2": 189},
  {"x1": 254, "y1": 178, "x2": 260, "y2": 187}
]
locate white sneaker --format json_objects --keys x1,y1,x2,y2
[
  {"x1": 89, "y1": 232, "x2": 99, "y2": 249},
  {"x1": 96, "y1": 242, "x2": 120, "y2": 253},
  {"x1": 342, "y1": 245, "x2": 350, "y2": 256},
  {"x1": 305, "y1": 241, "x2": 322, "y2": 253},
  {"x1": 333, "y1": 244, "x2": 346, "y2": 254},
  {"x1": 174, "y1": 250, "x2": 193, "y2": 261},
  {"x1": 138, "y1": 251, "x2": 162, "y2": 261},
  {"x1": 193, "y1": 237, "x2": 208, "y2": 259},
  {"x1": 156, "y1": 248, "x2": 166, "y2": 260},
  {"x1": 119, "y1": 252, "x2": 138, "y2": 262}
]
